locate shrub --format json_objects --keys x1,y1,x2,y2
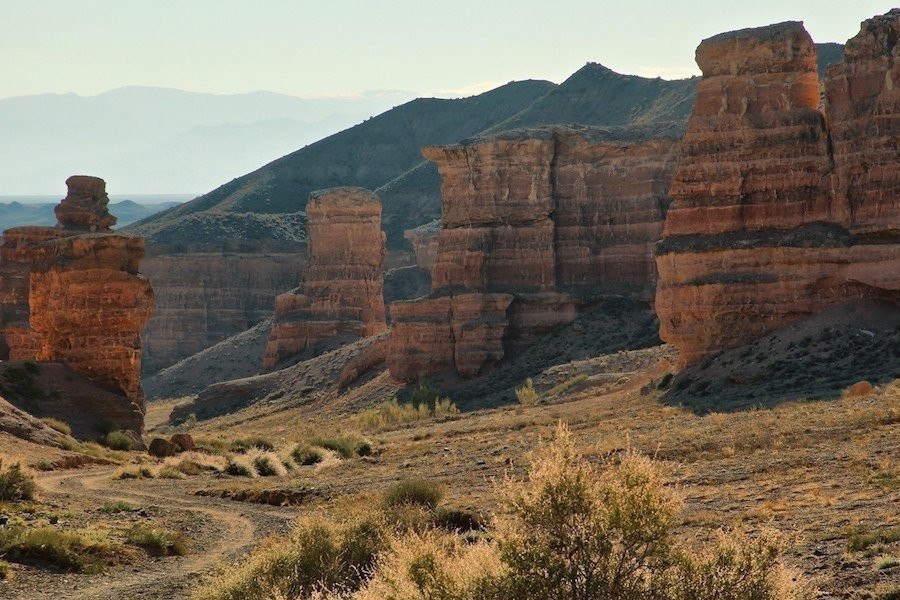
[
  {"x1": 225, "y1": 457, "x2": 255, "y2": 477},
  {"x1": 100, "y1": 430, "x2": 133, "y2": 451},
  {"x1": 126, "y1": 524, "x2": 187, "y2": 556},
  {"x1": 114, "y1": 466, "x2": 154, "y2": 480},
  {"x1": 176, "y1": 459, "x2": 205, "y2": 476},
  {"x1": 35, "y1": 458, "x2": 54, "y2": 472},
  {"x1": 292, "y1": 444, "x2": 324, "y2": 466},
  {"x1": 100, "y1": 501, "x2": 134, "y2": 514},
  {"x1": 0, "y1": 559, "x2": 11, "y2": 580},
  {"x1": 229, "y1": 437, "x2": 275, "y2": 454},
  {"x1": 158, "y1": 467, "x2": 185, "y2": 479},
  {"x1": 193, "y1": 517, "x2": 387, "y2": 600},
  {"x1": 0, "y1": 461, "x2": 36, "y2": 501},
  {"x1": 515, "y1": 378, "x2": 539, "y2": 406},
  {"x1": 0, "y1": 525, "x2": 116, "y2": 573},
  {"x1": 252, "y1": 452, "x2": 286, "y2": 477},
  {"x1": 311, "y1": 435, "x2": 372, "y2": 459},
  {"x1": 355, "y1": 397, "x2": 460, "y2": 430},
  {"x1": 383, "y1": 478, "x2": 444, "y2": 511},
  {"x1": 40, "y1": 417, "x2": 71, "y2": 436}
]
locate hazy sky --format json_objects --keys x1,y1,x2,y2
[{"x1": 5, "y1": 0, "x2": 896, "y2": 99}]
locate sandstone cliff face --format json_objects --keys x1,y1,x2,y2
[
  {"x1": 655, "y1": 16, "x2": 900, "y2": 367},
  {"x1": 389, "y1": 126, "x2": 680, "y2": 380},
  {"x1": 0, "y1": 177, "x2": 153, "y2": 429},
  {"x1": 30, "y1": 235, "x2": 153, "y2": 407},
  {"x1": 264, "y1": 187, "x2": 387, "y2": 370},
  {"x1": 824, "y1": 8, "x2": 900, "y2": 238},
  {"x1": 404, "y1": 220, "x2": 440, "y2": 276},
  {"x1": 140, "y1": 253, "x2": 300, "y2": 373}
]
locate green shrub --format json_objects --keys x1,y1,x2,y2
[
  {"x1": 126, "y1": 524, "x2": 187, "y2": 556},
  {"x1": 848, "y1": 527, "x2": 900, "y2": 552},
  {"x1": 100, "y1": 430, "x2": 133, "y2": 451},
  {"x1": 292, "y1": 444, "x2": 324, "y2": 466},
  {"x1": 0, "y1": 461, "x2": 36, "y2": 501},
  {"x1": 40, "y1": 417, "x2": 72, "y2": 436},
  {"x1": 311, "y1": 435, "x2": 372, "y2": 459},
  {"x1": 34, "y1": 458, "x2": 54, "y2": 472},
  {"x1": 383, "y1": 478, "x2": 444, "y2": 510},
  {"x1": 0, "y1": 525, "x2": 116, "y2": 573},
  {"x1": 100, "y1": 501, "x2": 134, "y2": 514},
  {"x1": 515, "y1": 378, "x2": 540, "y2": 406},
  {"x1": 225, "y1": 457, "x2": 254, "y2": 477},
  {"x1": 176, "y1": 460, "x2": 205, "y2": 476},
  {"x1": 0, "y1": 559, "x2": 11, "y2": 580},
  {"x1": 158, "y1": 467, "x2": 185, "y2": 479},
  {"x1": 114, "y1": 466, "x2": 154, "y2": 480},
  {"x1": 252, "y1": 453, "x2": 285, "y2": 477},
  {"x1": 229, "y1": 437, "x2": 275, "y2": 454}
]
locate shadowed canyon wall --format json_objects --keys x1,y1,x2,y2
[
  {"x1": 263, "y1": 187, "x2": 387, "y2": 370},
  {"x1": 655, "y1": 15, "x2": 899, "y2": 367},
  {"x1": 389, "y1": 125, "x2": 681, "y2": 381}
]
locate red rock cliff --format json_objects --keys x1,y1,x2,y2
[
  {"x1": 388, "y1": 126, "x2": 680, "y2": 381},
  {"x1": 0, "y1": 177, "x2": 154, "y2": 427},
  {"x1": 263, "y1": 187, "x2": 387, "y2": 370},
  {"x1": 655, "y1": 16, "x2": 899, "y2": 367}
]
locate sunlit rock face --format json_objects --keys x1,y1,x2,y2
[
  {"x1": 388, "y1": 125, "x2": 681, "y2": 380},
  {"x1": 0, "y1": 177, "x2": 153, "y2": 432},
  {"x1": 655, "y1": 15, "x2": 900, "y2": 368},
  {"x1": 263, "y1": 187, "x2": 387, "y2": 370}
]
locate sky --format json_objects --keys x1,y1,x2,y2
[{"x1": 4, "y1": 0, "x2": 897, "y2": 100}]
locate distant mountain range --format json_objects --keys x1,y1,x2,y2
[
  {"x1": 0, "y1": 199, "x2": 183, "y2": 229},
  {"x1": 0, "y1": 86, "x2": 415, "y2": 195}
]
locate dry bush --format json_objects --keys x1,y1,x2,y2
[
  {"x1": 250, "y1": 450, "x2": 287, "y2": 477},
  {"x1": 354, "y1": 397, "x2": 459, "y2": 430},
  {"x1": 193, "y1": 516, "x2": 386, "y2": 600},
  {"x1": 126, "y1": 524, "x2": 188, "y2": 556},
  {"x1": 0, "y1": 524, "x2": 118, "y2": 573},
  {"x1": 0, "y1": 461, "x2": 36, "y2": 501},
  {"x1": 40, "y1": 417, "x2": 71, "y2": 436},
  {"x1": 351, "y1": 531, "x2": 502, "y2": 600},
  {"x1": 383, "y1": 478, "x2": 444, "y2": 510},
  {"x1": 515, "y1": 378, "x2": 540, "y2": 406}
]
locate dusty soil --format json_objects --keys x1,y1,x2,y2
[{"x1": 1, "y1": 465, "x2": 299, "y2": 600}]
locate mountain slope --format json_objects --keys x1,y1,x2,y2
[
  {"x1": 0, "y1": 200, "x2": 180, "y2": 229},
  {"x1": 125, "y1": 80, "x2": 557, "y2": 249}
]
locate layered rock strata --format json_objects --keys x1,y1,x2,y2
[
  {"x1": 404, "y1": 220, "x2": 440, "y2": 276},
  {"x1": 0, "y1": 177, "x2": 153, "y2": 426},
  {"x1": 141, "y1": 253, "x2": 299, "y2": 373},
  {"x1": 389, "y1": 125, "x2": 680, "y2": 380},
  {"x1": 263, "y1": 187, "x2": 387, "y2": 370},
  {"x1": 655, "y1": 16, "x2": 899, "y2": 367}
]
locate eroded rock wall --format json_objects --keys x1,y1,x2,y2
[
  {"x1": 389, "y1": 126, "x2": 680, "y2": 380},
  {"x1": 655, "y1": 16, "x2": 899, "y2": 367},
  {"x1": 263, "y1": 187, "x2": 387, "y2": 370},
  {"x1": 141, "y1": 253, "x2": 300, "y2": 373}
]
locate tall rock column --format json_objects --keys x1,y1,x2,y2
[
  {"x1": 655, "y1": 17, "x2": 899, "y2": 368},
  {"x1": 0, "y1": 176, "x2": 154, "y2": 424},
  {"x1": 263, "y1": 187, "x2": 387, "y2": 370}
]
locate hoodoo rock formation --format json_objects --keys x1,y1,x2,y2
[
  {"x1": 389, "y1": 125, "x2": 681, "y2": 381},
  {"x1": 263, "y1": 187, "x2": 387, "y2": 370},
  {"x1": 655, "y1": 16, "x2": 899, "y2": 367},
  {"x1": 0, "y1": 177, "x2": 153, "y2": 430}
]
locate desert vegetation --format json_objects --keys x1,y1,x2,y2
[{"x1": 194, "y1": 424, "x2": 804, "y2": 600}]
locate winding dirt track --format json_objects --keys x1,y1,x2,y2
[{"x1": 11, "y1": 467, "x2": 299, "y2": 600}]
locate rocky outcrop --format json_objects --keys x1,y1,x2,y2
[
  {"x1": 55, "y1": 175, "x2": 117, "y2": 232},
  {"x1": 388, "y1": 125, "x2": 680, "y2": 380},
  {"x1": 655, "y1": 16, "x2": 899, "y2": 367},
  {"x1": 0, "y1": 177, "x2": 153, "y2": 430},
  {"x1": 824, "y1": 8, "x2": 900, "y2": 238},
  {"x1": 141, "y1": 254, "x2": 299, "y2": 373},
  {"x1": 404, "y1": 220, "x2": 440, "y2": 276},
  {"x1": 263, "y1": 187, "x2": 387, "y2": 370},
  {"x1": 29, "y1": 234, "x2": 153, "y2": 406}
]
